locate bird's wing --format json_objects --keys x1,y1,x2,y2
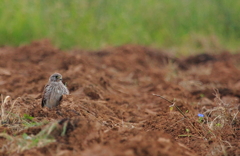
[
  {"x1": 61, "y1": 82, "x2": 69, "y2": 95},
  {"x1": 63, "y1": 85, "x2": 70, "y2": 94},
  {"x1": 41, "y1": 84, "x2": 50, "y2": 107}
]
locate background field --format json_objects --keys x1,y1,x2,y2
[
  {"x1": 0, "y1": 1, "x2": 240, "y2": 155},
  {"x1": 0, "y1": 0, "x2": 240, "y2": 54}
]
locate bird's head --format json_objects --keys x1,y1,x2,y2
[{"x1": 49, "y1": 73, "x2": 63, "y2": 82}]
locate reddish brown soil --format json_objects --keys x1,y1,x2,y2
[{"x1": 0, "y1": 40, "x2": 239, "y2": 156}]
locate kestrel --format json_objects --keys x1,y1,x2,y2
[{"x1": 42, "y1": 73, "x2": 69, "y2": 108}]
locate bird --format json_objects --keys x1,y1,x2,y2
[{"x1": 41, "y1": 73, "x2": 69, "y2": 108}]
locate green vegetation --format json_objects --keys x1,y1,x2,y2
[
  {"x1": 0, "y1": 94, "x2": 57, "y2": 153},
  {"x1": 0, "y1": 0, "x2": 240, "y2": 53},
  {"x1": 22, "y1": 114, "x2": 49, "y2": 128},
  {"x1": 200, "y1": 94, "x2": 205, "y2": 98},
  {"x1": 0, "y1": 122, "x2": 58, "y2": 153}
]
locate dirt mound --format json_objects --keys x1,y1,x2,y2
[{"x1": 0, "y1": 40, "x2": 239, "y2": 156}]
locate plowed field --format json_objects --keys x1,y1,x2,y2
[{"x1": 0, "y1": 40, "x2": 239, "y2": 156}]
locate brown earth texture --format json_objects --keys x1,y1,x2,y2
[{"x1": 0, "y1": 40, "x2": 239, "y2": 156}]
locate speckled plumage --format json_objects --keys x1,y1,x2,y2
[{"x1": 42, "y1": 73, "x2": 69, "y2": 108}]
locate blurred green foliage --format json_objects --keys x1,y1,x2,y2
[{"x1": 0, "y1": 0, "x2": 239, "y2": 53}]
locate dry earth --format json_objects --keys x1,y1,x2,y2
[{"x1": 0, "y1": 40, "x2": 239, "y2": 156}]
